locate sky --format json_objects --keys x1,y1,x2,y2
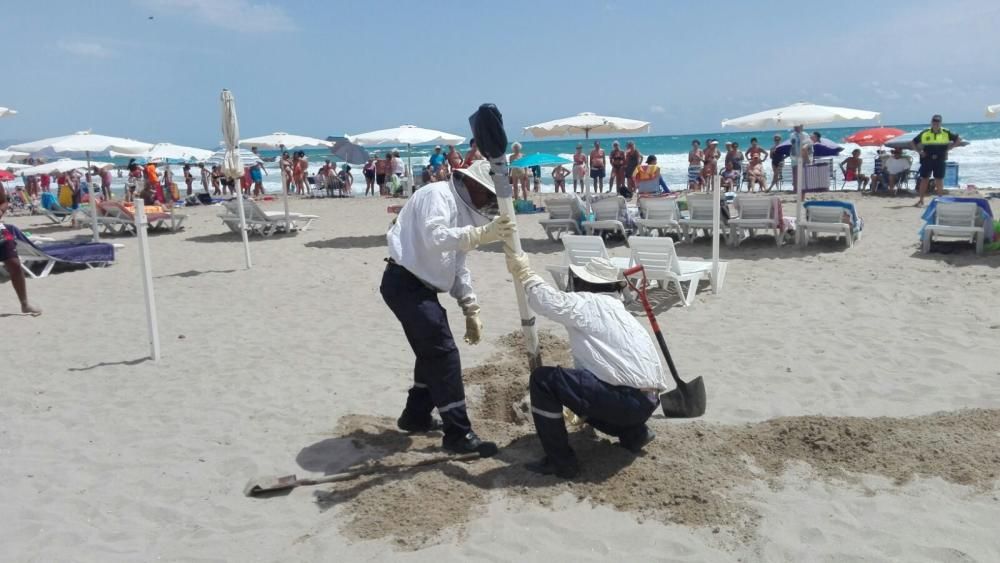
[{"x1": 3, "y1": 0, "x2": 1000, "y2": 147}]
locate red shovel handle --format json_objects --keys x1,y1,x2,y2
[{"x1": 623, "y1": 263, "x2": 685, "y2": 388}]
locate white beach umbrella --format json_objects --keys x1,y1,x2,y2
[
  {"x1": 348, "y1": 125, "x2": 465, "y2": 195},
  {"x1": 2, "y1": 162, "x2": 31, "y2": 171},
  {"x1": 221, "y1": 89, "x2": 252, "y2": 270},
  {"x1": 0, "y1": 149, "x2": 28, "y2": 163},
  {"x1": 18, "y1": 158, "x2": 113, "y2": 176},
  {"x1": 10, "y1": 131, "x2": 152, "y2": 241},
  {"x1": 986, "y1": 104, "x2": 1000, "y2": 118},
  {"x1": 238, "y1": 132, "x2": 327, "y2": 222},
  {"x1": 110, "y1": 142, "x2": 214, "y2": 163},
  {"x1": 721, "y1": 101, "x2": 880, "y2": 246},
  {"x1": 523, "y1": 112, "x2": 651, "y2": 139},
  {"x1": 0, "y1": 107, "x2": 16, "y2": 118},
  {"x1": 205, "y1": 147, "x2": 263, "y2": 167}
]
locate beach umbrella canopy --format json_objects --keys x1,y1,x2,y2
[
  {"x1": 510, "y1": 152, "x2": 572, "y2": 168},
  {"x1": 111, "y1": 142, "x2": 214, "y2": 163},
  {"x1": 347, "y1": 125, "x2": 465, "y2": 147},
  {"x1": 721, "y1": 102, "x2": 880, "y2": 129},
  {"x1": 0, "y1": 170, "x2": 14, "y2": 181},
  {"x1": 844, "y1": 127, "x2": 905, "y2": 146},
  {"x1": 220, "y1": 89, "x2": 252, "y2": 270},
  {"x1": 0, "y1": 107, "x2": 16, "y2": 118},
  {"x1": 326, "y1": 136, "x2": 370, "y2": 165},
  {"x1": 2, "y1": 162, "x2": 31, "y2": 171},
  {"x1": 9, "y1": 131, "x2": 152, "y2": 158},
  {"x1": 0, "y1": 149, "x2": 28, "y2": 163},
  {"x1": 18, "y1": 158, "x2": 113, "y2": 176},
  {"x1": 883, "y1": 130, "x2": 970, "y2": 150},
  {"x1": 987, "y1": 104, "x2": 1000, "y2": 118},
  {"x1": 773, "y1": 137, "x2": 844, "y2": 159},
  {"x1": 239, "y1": 132, "x2": 331, "y2": 150},
  {"x1": 205, "y1": 148, "x2": 262, "y2": 167},
  {"x1": 523, "y1": 112, "x2": 651, "y2": 139}
]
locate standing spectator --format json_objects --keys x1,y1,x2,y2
[
  {"x1": 250, "y1": 161, "x2": 266, "y2": 197},
  {"x1": 589, "y1": 141, "x2": 606, "y2": 193},
  {"x1": 0, "y1": 191, "x2": 41, "y2": 315},
  {"x1": 530, "y1": 165, "x2": 542, "y2": 193},
  {"x1": 789, "y1": 125, "x2": 813, "y2": 195},
  {"x1": 279, "y1": 151, "x2": 292, "y2": 194},
  {"x1": 870, "y1": 149, "x2": 885, "y2": 191},
  {"x1": 145, "y1": 161, "x2": 163, "y2": 203},
  {"x1": 39, "y1": 171, "x2": 51, "y2": 193},
  {"x1": 363, "y1": 156, "x2": 377, "y2": 196},
  {"x1": 428, "y1": 146, "x2": 446, "y2": 174},
  {"x1": 608, "y1": 141, "x2": 626, "y2": 194},
  {"x1": 376, "y1": 152, "x2": 390, "y2": 196},
  {"x1": 293, "y1": 151, "x2": 309, "y2": 196},
  {"x1": 446, "y1": 144, "x2": 463, "y2": 170},
  {"x1": 912, "y1": 114, "x2": 959, "y2": 207},
  {"x1": 183, "y1": 164, "x2": 194, "y2": 196},
  {"x1": 767, "y1": 134, "x2": 784, "y2": 192},
  {"x1": 462, "y1": 139, "x2": 482, "y2": 167},
  {"x1": 339, "y1": 164, "x2": 354, "y2": 196},
  {"x1": 571, "y1": 144, "x2": 587, "y2": 193},
  {"x1": 97, "y1": 166, "x2": 113, "y2": 200},
  {"x1": 701, "y1": 139, "x2": 720, "y2": 184},
  {"x1": 687, "y1": 140, "x2": 704, "y2": 191},
  {"x1": 623, "y1": 141, "x2": 640, "y2": 194},
  {"x1": 552, "y1": 164, "x2": 569, "y2": 194},
  {"x1": 391, "y1": 150, "x2": 405, "y2": 185},
  {"x1": 839, "y1": 149, "x2": 870, "y2": 191},
  {"x1": 198, "y1": 163, "x2": 210, "y2": 194},
  {"x1": 509, "y1": 142, "x2": 529, "y2": 201},
  {"x1": 211, "y1": 165, "x2": 222, "y2": 195}
]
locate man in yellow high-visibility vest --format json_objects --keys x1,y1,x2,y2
[{"x1": 911, "y1": 114, "x2": 960, "y2": 207}]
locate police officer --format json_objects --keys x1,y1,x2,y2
[
  {"x1": 381, "y1": 160, "x2": 513, "y2": 457},
  {"x1": 912, "y1": 114, "x2": 960, "y2": 207}
]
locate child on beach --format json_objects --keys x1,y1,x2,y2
[
  {"x1": 552, "y1": 164, "x2": 569, "y2": 193},
  {"x1": 721, "y1": 161, "x2": 740, "y2": 190}
]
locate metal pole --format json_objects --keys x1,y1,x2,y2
[
  {"x1": 796, "y1": 149, "x2": 804, "y2": 246},
  {"x1": 489, "y1": 156, "x2": 541, "y2": 371},
  {"x1": 87, "y1": 151, "x2": 100, "y2": 242},
  {"x1": 711, "y1": 174, "x2": 721, "y2": 294},
  {"x1": 406, "y1": 143, "x2": 413, "y2": 196},
  {"x1": 134, "y1": 203, "x2": 161, "y2": 361},
  {"x1": 236, "y1": 186, "x2": 252, "y2": 269}
]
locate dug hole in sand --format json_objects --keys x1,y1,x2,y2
[{"x1": 306, "y1": 331, "x2": 1000, "y2": 552}]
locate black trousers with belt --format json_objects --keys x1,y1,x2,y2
[{"x1": 380, "y1": 263, "x2": 471, "y2": 439}]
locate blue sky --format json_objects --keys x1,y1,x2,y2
[{"x1": 3, "y1": 0, "x2": 999, "y2": 147}]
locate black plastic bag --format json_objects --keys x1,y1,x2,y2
[{"x1": 468, "y1": 104, "x2": 508, "y2": 159}]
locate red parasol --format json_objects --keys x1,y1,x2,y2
[
  {"x1": 0, "y1": 170, "x2": 15, "y2": 181},
  {"x1": 844, "y1": 127, "x2": 905, "y2": 146}
]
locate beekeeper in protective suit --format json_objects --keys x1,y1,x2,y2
[
  {"x1": 382, "y1": 160, "x2": 513, "y2": 458},
  {"x1": 502, "y1": 247, "x2": 669, "y2": 478}
]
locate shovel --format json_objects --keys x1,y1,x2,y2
[
  {"x1": 623, "y1": 265, "x2": 707, "y2": 418},
  {"x1": 244, "y1": 452, "x2": 480, "y2": 497}
]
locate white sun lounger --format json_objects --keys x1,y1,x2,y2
[
  {"x1": 545, "y1": 234, "x2": 630, "y2": 290},
  {"x1": 626, "y1": 236, "x2": 717, "y2": 307},
  {"x1": 678, "y1": 194, "x2": 719, "y2": 242},
  {"x1": 219, "y1": 199, "x2": 318, "y2": 236},
  {"x1": 15, "y1": 239, "x2": 115, "y2": 279},
  {"x1": 801, "y1": 204, "x2": 860, "y2": 248},
  {"x1": 728, "y1": 195, "x2": 782, "y2": 247},
  {"x1": 539, "y1": 196, "x2": 583, "y2": 241},
  {"x1": 921, "y1": 201, "x2": 985, "y2": 255},
  {"x1": 581, "y1": 195, "x2": 629, "y2": 240},
  {"x1": 635, "y1": 197, "x2": 681, "y2": 237}
]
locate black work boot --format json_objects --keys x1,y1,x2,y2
[
  {"x1": 442, "y1": 431, "x2": 498, "y2": 458},
  {"x1": 525, "y1": 456, "x2": 580, "y2": 479},
  {"x1": 619, "y1": 426, "x2": 656, "y2": 454},
  {"x1": 396, "y1": 410, "x2": 443, "y2": 433}
]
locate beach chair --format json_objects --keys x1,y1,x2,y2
[
  {"x1": 801, "y1": 202, "x2": 862, "y2": 249},
  {"x1": 75, "y1": 204, "x2": 134, "y2": 235},
  {"x1": 7, "y1": 226, "x2": 115, "y2": 279},
  {"x1": 37, "y1": 192, "x2": 75, "y2": 224},
  {"x1": 219, "y1": 199, "x2": 318, "y2": 236},
  {"x1": 581, "y1": 195, "x2": 629, "y2": 240},
  {"x1": 99, "y1": 201, "x2": 187, "y2": 234},
  {"x1": 625, "y1": 236, "x2": 717, "y2": 307},
  {"x1": 635, "y1": 197, "x2": 681, "y2": 238},
  {"x1": 728, "y1": 195, "x2": 783, "y2": 247},
  {"x1": 538, "y1": 196, "x2": 583, "y2": 241},
  {"x1": 921, "y1": 201, "x2": 984, "y2": 255},
  {"x1": 678, "y1": 194, "x2": 720, "y2": 242},
  {"x1": 545, "y1": 234, "x2": 630, "y2": 290}
]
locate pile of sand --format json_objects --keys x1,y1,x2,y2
[{"x1": 314, "y1": 333, "x2": 1000, "y2": 550}]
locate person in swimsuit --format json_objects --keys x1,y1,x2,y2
[
  {"x1": 701, "y1": 139, "x2": 720, "y2": 184},
  {"x1": 509, "y1": 142, "x2": 529, "y2": 201},
  {"x1": 0, "y1": 191, "x2": 42, "y2": 316},
  {"x1": 767, "y1": 135, "x2": 784, "y2": 192},
  {"x1": 376, "y1": 152, "x2": 391, "y2": 196},
  {"x1": 250, "y1": 162, "x2": 267, "y2": 197},
  {"x1": 623, "y1": 141, "x2": 641, "y2": 193},
  {"x1": 687, "y1": 140, "x2": 704, "y2": 191},
  {"x1": 294, "y1": 151, "x2": 309, "y2": 196},
  {"x1": 198, "y1": 163, "x2": 210, "y2": 194},
  {"x1": 183, "y1": 164, "x2": 194, "y2": 196},
  {"x1": 279, "y1": 151, "x2": 293, "y2": 194},
  {"x1": 589, "y1": 141, "x2": 606, "y2": 193},
  {"x1": 463, "y1": 139, "x2": 482, "y2": 167},
  {"x1": 745, "y1": 153, "x2": 767, "y2": 192},
  {"x1": 571, "y1": 144, "x2": 587, "y2": 193},
  {"x1": 363, "y1": 156, "x2": 377, "y2": 196},
  {"x1": 608, "y1": 141, "x2": 626, "y2": 194}
]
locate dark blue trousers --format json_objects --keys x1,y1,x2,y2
[
  {"x1": 530, "y1": 366, "x2": 658, "y2": 466},
  {"x1": 380, "y1": 263, "x2": 471, "y2": 439}
]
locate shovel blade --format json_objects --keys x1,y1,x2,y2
[
  {"x1": 243, "y1": 474, "x2": 299, "y2": 497},
  {"x1": 660, "y1": 376, "x2": 706, "y2": 418}
]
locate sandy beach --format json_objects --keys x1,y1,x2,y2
[{"x1": 3, "y1": 191, "x2": 1000, "y2": 561}]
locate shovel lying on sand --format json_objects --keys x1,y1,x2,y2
[
  {"x1": 244, "y1": 452, "x2": 480, "y2": 497},
  {"x1": 623, "y1": 265, "x2": 707, "y2": 418}
]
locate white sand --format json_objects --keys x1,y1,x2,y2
[{"x1": 2, "y1": 192, "x2": 999, "y2": 561}]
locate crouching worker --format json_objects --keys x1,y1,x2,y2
[
  {"x1": 382, "y1": 160, "x2": 514, "y2": 458},
  {"x1": 504, "y1": 249, "x2": 667, "y2": 478}
]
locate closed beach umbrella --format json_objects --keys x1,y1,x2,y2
[
  {"x1": 0, "y1": 149, "x2": 28, "y2": 163},
  {"x1": 111, "y1": 142, "x2": 214, "y2": 163},
  {"x1": 220, "y1": 89, "x2": 252, "y2": 270},
  {"x1": 348, "y1": 125, "x2": 465, "y2": 195},
  {"x1": 722, "y1": 101, "x2": 880, "y2": 245},
  {"x1": 844, "y1": 127, "x2": 905, "y2": 147},
  {"x1": 0, "y1": 107, "x2": 16, "y2": 118},
  {"x1": 523, "y1": 112, "x2": 651, "y2": 139},
  {"x1": 10, "y1": 131, "x2": 153, "y2": 241},
  {"x1": 239, "y1": 132, "x2": 328, "y2": 221}
]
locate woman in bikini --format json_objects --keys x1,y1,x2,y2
[
  {"x1": 509, "y1": 142, "x2": 529, "y2": 200},
  {"x1": 687, "y1": 140, "x2": 704, "y2": 191},
  {"x1": 701, "y1": 140, "x2": 720, "y2": 185},
  {"x1": 293, "y1": 151, "x2": 309, "y2": 196},
  {"x1": 279, "y1": 151, "x2": 293, "y2": 195},
  {"x1": 551, "y1": 164, "x2": 569, "y2": 194},
  {"x1": 571, "y1": 144, "x2": 587, "y2": 193}
]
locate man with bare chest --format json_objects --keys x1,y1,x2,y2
[{"x1": 590, "y1": 141, "x2": 606, "y2": 193}]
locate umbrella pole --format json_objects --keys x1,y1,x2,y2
[
  {"x1": 796, "y1": 155, "x2": 804, "y2": 246},
  {"x1": 134, "y1": 203, "x2": 161, "y2": 361},
  {"x1": 236, "y1": 183, "x2": 252, "y2": 269},
  {"x1": 87, "y1": 151, "x2": 100, "y2": 242},
  {"x1": 712, "y1": 174, "x2": 721, "y2": 294},
  {"x1": 490, "y1": 157, "x2": 541, "y2": 371},
  {"x1": 282, "y1": 166, "x2": 290, "y2": 230},
  {"x1": 407, "y1": 143, "x2": 413, "y2": 197}
]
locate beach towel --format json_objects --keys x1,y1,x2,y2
[
  {"x1": 919, "y1": 196, "x2": 994, "y2": 243},
  {"x1": 9, "y1": 224, "x2": 116, "y2": 263},
  {"x1": 804, "y1": 200, "x2": 863, "y2": 232}
]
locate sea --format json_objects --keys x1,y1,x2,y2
[{"x1": 13, "y1": 121, "x2": 1000, "y2": 196}]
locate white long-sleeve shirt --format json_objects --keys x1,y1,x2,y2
[
  {"x1": 523, "y1": 277, "x2": 668, "y2": 391},
  {"x1": 386, "y1": 180, "x2": 484, "y2": 303}
]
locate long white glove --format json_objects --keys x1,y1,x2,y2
[
  {"x1": 504, "y1": 248, "x2": 544, "y2": 288},
  {"x1": 459, "y1": 215, "x2": 516, "y2": 251},
  {"x1": 462, "y1": 302, "x2": 483, "y2": 345}
]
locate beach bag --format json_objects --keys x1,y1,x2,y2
[{"x1": 58, "y1": 184, "x2": 73, "y2": 208}]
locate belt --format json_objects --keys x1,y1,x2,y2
[{"x1": 385, "y1": 258, "x2": 443, "y2": 293}]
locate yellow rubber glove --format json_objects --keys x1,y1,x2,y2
[
  {"x1": 463, "y1": 303, "x2": 483, "y2": 345},
  {"x1": 504, "y1": 251, "x2": 537, "y2": 285},
  {"x1": 459, "y1": 215, "x2": 516, "y2": 250}
]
